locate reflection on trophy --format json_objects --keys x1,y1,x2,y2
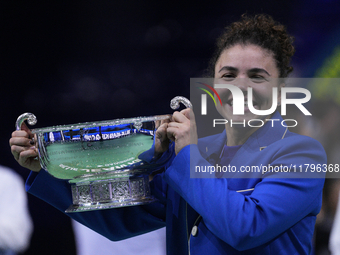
[{"x1": 16, "y1": 96, "x2": 191, "y2": 213}]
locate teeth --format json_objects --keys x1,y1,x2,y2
[
  {"x1": 230, "y1": 101, "x2": 248, "y2": 106},
  {"x1": 230, "y1": 101, "x2": 255, "y2": 107}
]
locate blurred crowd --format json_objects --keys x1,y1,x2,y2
[{"x1": 287, "y1": 78, "x2": 340, "y2": 255}]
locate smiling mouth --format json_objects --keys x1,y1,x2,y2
[{"x1": 227, "y1": 99, "x2": 259, "y2": 108}]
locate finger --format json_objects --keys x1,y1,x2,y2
[
  {"x1": 11, "y1": 144, "x2": 37, "y2": 161},
  {"x1": 172, "y1": 111, "x2": 189, "y2": 124},
  {"x1": 17, "y1": 150, "x2": 40, "y2": 169},
  {"x1": 155, "y1": 116, "x2": 170, "y2": 128},
  {"x1": 156, "y1": 123, "x2": 168, "y2": 141},
  {"x1": 180, "y1": 108, "x2": 191, "y2": 119},
  {"x1": 180, "y1": 108, "x2": 196, "y2": 125},
  {"x1": 19, "y1": 122, "x2": 34, "y2": 137},
  {"x1": 161, "y1": 118, "x2": 170, "y2": 124},
  {"x1": 155, "y1": 120, "x2": 161, "y2": 129},
  {"x1": 11, "y1": 145, "x2": 22, "y2": 160},
  {"x1": 156, "y1": 122, "x2": 168, "y2": 131},
  {"x1": 166, "y1": 126, "x2": 177, "y2": 142},
  {"x1": 9, "y1": 136, "x2": 33, "y2": 147},
  {"x1": 167, "y1": 121, "x2": 180, "y2": 128},
  {"x1": 20, "y1": 147, "x2": 38, "y2": 159},
  {"x1": 11, "y1": 130, "x2": 30, "y2": 138}
]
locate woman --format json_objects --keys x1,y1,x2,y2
[{"x1": 10, "y1": 14, "x2": 326, "y2": 254}]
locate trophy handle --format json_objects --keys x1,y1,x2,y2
[
  {"x1": 15, "y1": 113, "x2": 37, "y2": 130},
  {"x1": 170, "y1": 96, "x2": 192, "y2": 110}
]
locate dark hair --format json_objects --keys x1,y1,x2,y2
[{"x1": 206, "y1": 14, "x2": 295, "y2": 78}]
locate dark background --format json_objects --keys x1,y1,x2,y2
[{"x1": 2, "y1": 1, "x2": 340, "y2": 254}]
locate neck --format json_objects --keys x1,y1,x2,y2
[
  {"x1": 225, "y1": 113, "x2": 275, "y2": 146},
  {"x1": 225, "y1": 125, "x2": 260, "y2": 146}
]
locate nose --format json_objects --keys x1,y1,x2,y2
[{"x1": 234, "y1": 77, "x2": 251, "y2": 93}]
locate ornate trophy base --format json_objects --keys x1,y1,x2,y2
[{"x1": 66, "y1": 170, "x2": 156, "y2": 213}]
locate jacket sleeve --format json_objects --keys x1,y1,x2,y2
[
  {"x1": 26, "y1": 169, "x2": 167, "y2": 241},
  {"x1": 163, "y1": 135, "x2": 326, "y2": 251}
]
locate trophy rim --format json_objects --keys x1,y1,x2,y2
[{"x1": 30, "y1": 114, "x2": 171, "y2": 134}]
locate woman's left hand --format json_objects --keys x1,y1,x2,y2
[{"x1": 167, "y1": 108, "x2": 198, "y2": 155}]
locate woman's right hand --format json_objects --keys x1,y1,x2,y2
[
  {"x1": 9, "y1": 123, "x2": 41, "y2": 172},
  {"x1": 154, "y1": 118, "x2": 171, "y2": 158}
]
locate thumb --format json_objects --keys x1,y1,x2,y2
[
  {"x1": 180, "y1": 108, "x2": 196, "y2": 124},
  {"x1": 20, "y1": 122, "x2": 34, "y2": 138},
  {"x1": 180, "y1": 108, "x2": 191, "y2": 119}
]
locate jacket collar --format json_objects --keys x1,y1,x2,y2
[
  {"x1": 201, "y1": 111, "x2": 288, "y2": 159},
  {"x1": 243, "y1": 111, "x2": 288, "y2": 152}
]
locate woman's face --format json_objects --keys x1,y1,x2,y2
[{"x1": 214, "y1": 44, "x2": 282, "y2": 125}]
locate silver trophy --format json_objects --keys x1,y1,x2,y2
[{"x1": 16, "y1": 96, "x2": 191, "y2": 213}]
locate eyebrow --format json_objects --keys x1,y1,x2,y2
[
  {"x1": 218, "y1": 66, "x2": 238, "y2": 73},
  {"x1": 218, "y1": 66, "x2": 271, "y2": 76},
  {"x1": 248, "y1": 68, "x2": 271, "y2": 76}
]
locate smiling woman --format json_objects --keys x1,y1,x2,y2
[
  {"x1": 210, "y1": 14, "x2": 295, "y2": 146},
  {"x1": 214, "y1": 44, "x2": 283, "y2": 144}
]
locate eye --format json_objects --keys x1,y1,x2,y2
[
  {"x1": 221, "y1": 73, "x2": 235, "y2": 81},
  {"x1": 250, "y1": 75, "x2": 267, "y2": 83}
]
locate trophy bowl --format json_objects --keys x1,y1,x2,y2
[{"x1": 16, "y1": 96, "x2": 191, "y2": 213}]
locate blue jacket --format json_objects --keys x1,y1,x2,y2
[{"x1": 26, "y1": 112, "x2": 326, "y2": 254}]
